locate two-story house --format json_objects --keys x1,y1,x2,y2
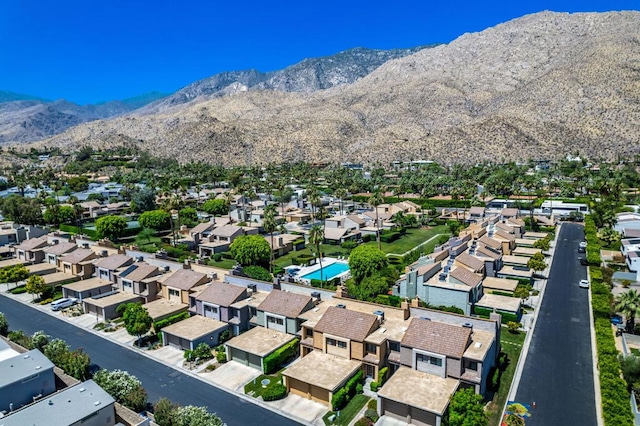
[
  {"x1": 284, "y1": 306, "x2": 380, "y2": 406},
  {"x1": 160, "y1": 268, "x2": 211, "y2": 305},
  {"x1": 115, "y1": 262, "x2": 162, "y2": 303},
  {"x1": 94, "y1": 254, "x2": 133, "y2": 283},
  {"x1": 253, "y1": 289, "x2": 313, "y2": 334},
  {"x1": 42, "y1": 241, "x2": 77, "y2": 265},
  {"x1": 57, "y1": 248, "x2": 98, "y2": 279},
  {"x1": 190, "y1": 282, "x2": 250, "y2": 335},
  {"x1": 13, "y1": 236, "x2": 49, "y2": 263}
]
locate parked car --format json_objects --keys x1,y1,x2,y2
[
  {"x1": 579, "y1": 257, "x2": 588, "y2": 266},
  {"x1": 51, "y1": 297, "x2": 78, "y2": 311},
  {"x1": 578, "y1": 246, "x2": 586, "y2": 253},
  {"x1": 579, "y1": 279, "x2": 590, "y2": 289},
  {"x1": 579, "y1": 241, "x2": 587, "y2": 249},
  {"x1": 611, "y1": 315, "x2": 623, "y2": 325}
]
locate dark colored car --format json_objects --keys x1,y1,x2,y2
[{"x1": 579, "y1": 257, "x2": 588, "y2": 266}]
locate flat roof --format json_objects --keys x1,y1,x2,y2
[
  {"x1": 143, "y1": 298, "x2": 188, "y2": 320},
  {"x1": 515, "y1": 238, "x2": 535, "y2": 247},
  {"x1": 512, "y1": 247, "x2": 542, "y2": 256},
  {"x1": 498, "y1": 265, "x2": 534, "y2": 278},
  {"x1": 225, "y1": 326, "x2": 295, "y2": 357},
  {"x1": 378, "y1": 366, "x2": 459, "y2": 415},
  {"x1": 161, "y1": 315, "x2": 227, "y2": 341},
  {"x1": 523, "y1": 232, "x2": 549, "y2": 239},
  {"x1": 482, "y1": 277, "x2": 519, "y2": 292},
  {"x1": 502, "y1": 255, "x2": 529, "y2": 265},
  {"x1": 83, "y1": 291, "x2": 141, "y2": 308},
  {"x1": 62, "y1": 277, "x2": 112, "y2": 293},
  {"x1": 476, "y1": 294, "x2": 522, "y2": 313},
  {"x1": 44, "y1": 272, "x2": 79, "y2": 285},
  {"x1": 0, "y1": 258, "x2": 27, "y2": 268},
  {"x1": 0, "y1": 349, "x2": 55, "y2": 388},
  {"x1": 26, "y1": 263, "x2": 57, "y2": 274},
  {"x1": 463, "y1": 329, "x2": 495, "y2": 361},
  {"x1": 282, "y1": 350, "x2": 362, "y2": 392},
  {"x1": 1, "y1": 380, "x2": 115, "y2": 426}
]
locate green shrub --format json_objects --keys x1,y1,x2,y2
[
  {"x1": 153, "y1": 312, "x2": 190, "y2": 331},
  {"x1": 341, "y1": 240, "x2": 358, "y2": 250},
  {"x1": 262, "y1": 383, "x2": 287, "y2": 401},
  {"x1": 345, "y1": 370, "x2": 364, "y2": 398},
  {"x1": 490, "y1": 366, "x2": 501, "y2": 390},
  {"x1": 39, "y1": 298, "x2": 53, "y2": 305},
  {"x1": 356, "y1": 383, "x2": 363, "y2": 394},
  {"x1": 10, "y1": 286, "x2": 27, "y2": 294},
  {"x1": 378, "y1": 367, "x2": 389, "y2": 386},
  {"x1": 213, "y1": 253, "x2": 222, "y2": 261},
  {"x1": 354, "y1": 419, "x2": 371, "y2": 426},
  {"x1": 221, "y1": 252, "x2": 234, "y2": 260},
  {"x1": 216, "y1": 351, "x2": 227, "y2": 363},
  {"x1": 370, "y1": 381, "x2": 379, "y2": 392},
  {"x1": 263, "y1": 338, "x2": 299, "y2": 374},
  {"x1": 244, "y1": 265, "x2": 273, "y2": 282},
  {"x1": 367, "y1": 399, "x2": 377, "y2": 410},
  {"x1": 331, "y1": 388, "x2": 347, "y2": 411},
  {"x1": 365, "y1": 408, "x2": 379, "y2": 422}
]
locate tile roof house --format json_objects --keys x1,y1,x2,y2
[
  {"x1": 43, "y1": 241, "x2": 77, "y2": 265},
  {"x1": 57, "y1": 248, "x2": 98, "y2": 279},
  {"x1": 161, "y1": 268, "x2": 211, "y2": 304},
  {"x1": 13, "y1": 236, "x2": 49, "y2": 263},
  {"x1": 94, "y1": 254, "x2": 134, "y2": 283},
  {"x1": 191, "y1": 282, "x2": 250, "y2": 335},
  {"x1": 115, "y1": 262, "x2": 163, "y2": 303},
  {"x1": 454, "y1": 253, "x2": 485, "y2": 274},
  {"x1": 254, "y1": 289, "x2": 314, "y2": 334}
]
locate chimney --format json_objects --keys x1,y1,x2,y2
[
  {"x1": 278, "y1": 237, "x2": 283, "y2": 247},
  {"x1": 401, "y1": 299, "x2": 410, "y2": 320},
  {"x1": 100, "y1": 250, "x2": 108, "y2": 257},
  {"x1": 183, "y1": 259, "x2": 191, "y2": 270}
]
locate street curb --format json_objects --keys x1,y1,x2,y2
[
  {"x1": 503, "y1": 223, "x2": 561, "y2": 410},
  {"x1": 587, "y1": 258, "x2": 604, "y2": 426},
  {"x1": 0, "y1": 289, "x2": 313, "y2": 426}
]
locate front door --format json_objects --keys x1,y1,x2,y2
[{"x1": 365, "y1": 364, "x2": 375, "y2": 378}]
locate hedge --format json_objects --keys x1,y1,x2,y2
[
  {"x1": 153, "y1": 312, "x2": 190, "y2": 331},
  {"x1": 473, "y1": 306, "x2": 519, "y2": 324},
  {"x1": 263, "y1": 338, "x2": 299, "y2": 374},
  {"x1": 331, "y1": 369, "x2": 364, "y2": 410},
  {"x1": 60, "y1": 224, "x2": 98, "y2": 240},
  {"x1": 586, "y1": 215, "x2": 634, "y2": 425},
  {"x1": 262, "y1": 383, "x2": 287, "y2": 401}
]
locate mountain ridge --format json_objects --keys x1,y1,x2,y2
[{"x1": 25, "y1": 11, "x2": 640, "y2": 165}]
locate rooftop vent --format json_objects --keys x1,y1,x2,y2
[
  {"x1": 336, "y1": 304, "x2": 346, "y2": 309},
  {"x1": 136, "y1": 256, "x2": 144, "y2": 262},
  {"x1": 373, "y1": 310, "x2": 385, "y2": 322},
  {"x1": 462, "y1": 322, "x2": 473, "y2": 329},
  {"x1": 163, "y1": 265, "x2": 170, "y2": 272}
]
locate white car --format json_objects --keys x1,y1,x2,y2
[
  {"x1": 51, "y1": 297, "x2": 78, "y2": 311},
  {"x1": 579, "y1": 241, "x2": 588, "y2": 249},
  {"x1": 579, "y1": 279, "x2": 590, "y2": 289}
]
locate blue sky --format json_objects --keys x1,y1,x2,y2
[{"x1": 0, "y1": 0, "x2": 636, "y2": 104}]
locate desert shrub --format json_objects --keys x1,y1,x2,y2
[{"x1": 262, "y1": 383, "x2": 287, "y2": 401}]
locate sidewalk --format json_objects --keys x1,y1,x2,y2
[{"x1": 0, "y1": 282, "x2": 322, "y2": 425}]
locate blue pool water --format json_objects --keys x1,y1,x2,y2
[{"x1": 301, "y1": 262, "x2": 350, "y2": 281}]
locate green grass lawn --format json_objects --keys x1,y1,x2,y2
[
  {"x1": 134, "y1": 235, "x2": 163, "y2": 253},
  {"x1": 244, "y1": 373, "x2": 283, "y2": 398},
  {"x1": 364, "y1": 225, "x2": 449, "y2": 255},
  {"x1": 487, "y1": 330, "x2": 527, "y2": 426},
  {"x1": 322, "y1": 394, "x2": 370, "y2": 426},
  {"x1": 207, "y1": 258, "x2": 237, "y2": 270}
]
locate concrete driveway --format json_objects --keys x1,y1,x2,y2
[
  {"x1": 200, "y1": 360, "x2": 262, "y2": 392},
  {"x1": 265, "y1": 393, "x2": 327, "y2": 425}
]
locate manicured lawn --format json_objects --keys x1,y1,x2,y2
[
  {"x1": 323, "y1": 394, "x2": 370, "y2": 426},
  {"x1": 206, "y1": 258, "x2": 237, "y2": 270},
  {"x1": 364, "y1": 225, "x2": 449, "y2": 255},
  {"x1": 134, "y1": 235, "x2": 163, "y2": 253},
  {"x1": 486, "y1": 330, "x2": 527, "y2": 426},
  {"x1": 244, "y1": 373, "x2": 283, "y2": 399}
]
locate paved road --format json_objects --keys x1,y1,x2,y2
[
  {"x1": 514, "y1": 223, "x2": 597, "y2": 425},
  {"x1": 0, "y1": 295, "x2": 301, "y2": 426}
]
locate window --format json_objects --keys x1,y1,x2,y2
[
  {"x1": 365, "y1": 343, "x2": 377, "y2": 354},
  {"x1": 169, "y1": 289, "x2": 180, "y2": 298},
  {"x1": 305, "y1": 328, "x2": 313, "y2": 338},
  {"x1": 389, "y1": 341, "x2": 400, "y2": 352},
  {"x1": 267, "y1": 316, "x2": 284, "y2": 325},
  {"x1": 327, "y1": 338, "x2": 347, "y2": 349},
  {"x1": 204, "y1": 305, "x2": 219, "y2": 314},
  {"x1": 417, "y1": 353, "x2": 443, "y2": 367},
  {"x1": 466, "y1": 360, "x2": 478, "y2": 371},
  {"x1": 122, "y1": 280, "x2": 132, "y2": 289}
]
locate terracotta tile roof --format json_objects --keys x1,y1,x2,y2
[
  {"x1": 94, "y1": 254, "x2": 133, "y2": 271},
  {"x1": 196, "y1": 282, "x2": 247, "y2": 307},
  {"x1": 123, "y1": 263, "x2": 160, "y2": 282},
  {"x1": 449, "y1": 267, "x2": 482, "y2": 288},
  {"x1": 257, "y1": 289, "x2": 312, "y2": 318},
  {"x1": 163, "y1": 269, "x2": 209, "y2": 291},
  {"x1": 456, "y1": 253, "x2": 484, "y2": 272},
  {"x1": 479, "y1": 235, "x2": 501, "y2": 250},
  {"x1": 58, "y1": 248, "x2": 96, "y2": 264},
  {"x1": 401, "y1": 318, "x2": 471, "y2": 358},
  {"x1": 314, "y1": 306, "x2": 379, "y2": 342},
  {"x1": 43, "y1": 242, "x2": 77, "y2": 256}
]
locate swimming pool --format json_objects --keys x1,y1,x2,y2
[{"x1": 300, "y1": 262, "x2": 350, "y2": 281}]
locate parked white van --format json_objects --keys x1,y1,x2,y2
[{"x1": 50, "y1": 298, "x2": 77, "y2": 311}]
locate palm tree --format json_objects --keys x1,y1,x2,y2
[
  {"x1": 334, "y1": 188, "x2": 347, "y2": 216},
  {"x1": 309, "y1": 225, "x2": 325, "y2": 286},
  {"x1": 263, "y1": 205, "x2": 278, "y2": 273},
  {"x1": 615, "y1": 290, "x2": 640, "y2": 332},
  {"x1": 223, "y1": 191, "x2": 234, "y2": 223},
  {"x1": 368, "y1": 190, "x2": 384, "y2": 250}
]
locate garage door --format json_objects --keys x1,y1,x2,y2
[
  {"x1": 310, "y1": 385, "x2": 329, "y2": 404},
  {"x1": 230, "y1": 347, "x2": 248, "y2": 366},
  {"x1": 384, "y1": 398, "x2": 409, "y2": 423},
  {"x1": 288, "y1": 378, "x2": 309, "y2": 398},
  {"x1": 165, "y1": 333, "x2": 182, "y2": 349},
  {"x1": 247, "y1": 353, "x2": 262, "y2": 370},
  {"x1": 411, "y1": 407, "x2": 437, "y2": 426}
]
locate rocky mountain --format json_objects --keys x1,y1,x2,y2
[
  {"x1": 0, "y1": 92, "x2": 167, "y2": 143},
  {"x1": 33, "y1": 11, "x2": 640, "y2": 165},
  {"x1": 137, "y1": 46, "x2": 430, "y2": 114}
]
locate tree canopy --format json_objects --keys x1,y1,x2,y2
[
  {"x1": 349, "y1": 245, "x2": 388, "y2": 284},
  {"x1": 202, "y1": 199, "x2": 228, "y2": 216},
  {"x1": 139, "y1": 209, "x2": 172, "y2": 230},
  {"x1": 93, "y1": 369, "x2": 148, "y2": 412},
  {"x1": 230, "y1": 234, "x2": 270, "y2": 266},
  {"x1": 120, "y1": 303, "x2": 153, "y2": 345},
  {"x1": 447, "y1": 388, "x2": 489, "y2": 426},
  {"x1": 96, "y1": 215, "x2": 128, "y2": 240},
  {"x1": 25, "y1": 275, "x2": 47, "y2": 299}
]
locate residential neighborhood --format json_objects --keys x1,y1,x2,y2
[{"x1": 0, "y1": 152, "x2": 638, "y2": 426}]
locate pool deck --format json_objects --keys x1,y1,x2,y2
[{"x1": 284, "y1": 258, "x2": 350, "y2": 283}]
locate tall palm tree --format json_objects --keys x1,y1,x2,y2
[
  {"x1": 334, "y1": 188, "x2": 347, "y2": 216},
  {"x1": 309, "y1": 225, "x2": 324, "y2": 286},
  {"x1": 615, "y1": 290, "x2": 640, "y2": 332},
  {"x1": 223, "y1": 191, "x2": 234, "y2": 223},
  {"x1": 263, "y1": 205, "x2": 278, "y2": 274},
  {"x1": 368, "y1": 190, "x2": 384, "y2": 250}
]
